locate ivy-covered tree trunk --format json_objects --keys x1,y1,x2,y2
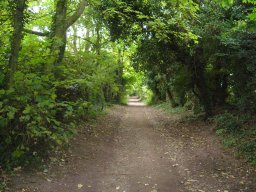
[
  {"x1": 46, "y1": 0, "x2": 67, "y2": 71},
  {"x1": 212, "y1": 62, "x2": 228, "y2": 106},
  {"x1": 84, "y1": 29, "x2": 90, "y2": 51},
  {"x1": 151, "y1": 82, "x2": 166, "y2": 103},
  {"x1": 45, "y1": 0, "x2": 87, "y2": 72},
  {"x1": 72, "y1": 25, "x2": 78, "y2": 53},
  {"x1": 95, "y1": 24, "x2": 101, "y2": 56},
  {"x1": 166, "y1": 88, "x2": 178, "y2": 108},
  {"x1": 192, "y1": 63, "x2": 212, "y2": 117},
  {"x1": 5, "y1": 0, "x2": 27, "y2": 88},
  {"x1": 113, "y1": 46, "x2": 125, "y2": 103},
  {"x1": 165, "y1": 73, "x2": 178, "y2": 107}
]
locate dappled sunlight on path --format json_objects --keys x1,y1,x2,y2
[{"x1": 127, "y1": 96, "x2": 146, "y2": 106}]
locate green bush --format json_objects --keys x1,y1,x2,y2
[
  {"x1": 214, "y1": 113, "x2": 256, "y2": 164},
  {"x1": 155, "y1": 102, "x2": 184, "y2": 114},
  {"x1": 0, "y1": 73, "x2": 88, "y2": 168},
  {"x1": 214, "y1": 112, "x2": 241, "y2": 134},
  {"x1": 0, "y1": 167, "x2": 6, "y2": 191},
  {"x1": 239, "y1": 140, "x2": 256, "y2": 164},
  {"x1": 0, "y1": 180, "x2": 6, "y2": 192},
  {"x1": 237, "y1": 128, "x2": 256, "y2": 165},
  {"x1": 222, "y1": 136, "x2": 237, "y2": 147}
]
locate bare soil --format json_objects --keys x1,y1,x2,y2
[{"x1": 5, "y1": 98, "x2": 256, "y2": 192}]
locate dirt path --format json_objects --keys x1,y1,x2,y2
[{"x1": 6, "y1": 99, "x2": 256, "y2": 192}]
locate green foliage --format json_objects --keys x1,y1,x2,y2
[
  {"x1": 222, "y1": 127, "x2": 256, "y2": 165},
  {"x1": 214, "y1": 113, "x2": 256, "y2": 164},
  {"x1": 243, "y1": 0, "x2": 256, "y2": 20},
  {"x1": 0, "y1": 0, "x2": 126, "y2": 169},
  {"x1": 0, "y1": 73, "x2": 80, "y2": 167},
  {"x1": 238, "y1": 131, "x2": 256, "y2": 164},
  {"x1": 219, "y1": 0, "x2": 234, "y2": 7},
  {"x1": 155, "y1": 102, "x2": 185, "y2": 114},
  {"x1": 123, "y1": 62, "x2": 151, "y2": 100},
  {"x1": 222, "y1": 136, "x2": 237, "y2": 147},
  {"x1": 101, "y1": 0, "x2": 256, "y2": 117},
  {"x1": 214, "y1": 112, "x2": 241, "y2": 134},
  {"x1": 0, "y1": 180, "x2": 6, "y2": 192}
]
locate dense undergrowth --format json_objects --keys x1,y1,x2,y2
[
  {"x1": 214, "y1": 113, "x2": 256, "y2": 165},
  {"x1": 155, "y1": 103, "x2": 185, "y2": 114},
  {"x1": 0, "y1": 71, "x2": 115, "y2": 169}
]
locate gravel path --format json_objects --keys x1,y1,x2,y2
[{"x1": 6, "y1": 98, "x2": 256, "y2": 192}]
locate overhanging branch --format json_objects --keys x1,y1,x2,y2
[
  {"x1": 23, "y1": 29, "x2": 50, "y2": 37},
  {"x1": 73, "y1": 35, "x2": 96, "y2": 46},
  {"x1": 65, "y1": 0, "x2": 87, "y2": 29}
]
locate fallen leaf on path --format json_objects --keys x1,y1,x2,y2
[
  {"x1": 78, "y1": 184, "x2": 83, "y2": 189},
  {"x1": 187, "y1": 179, "x2": 198, "y2": 182},
  {"x1": 13, "y1": 166, "x2": 22, "y2": 172}
]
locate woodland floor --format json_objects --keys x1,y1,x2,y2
[{"x1": 5, "y1": 98, "x2": 256, "y2": 192}]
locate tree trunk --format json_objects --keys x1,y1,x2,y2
[
  {"x1": 84, "y1": 29, "x2": 90, "y2": 51},
  {"x1": 72, "y1": 25, "x2": 78, "y2": 53},
  {"x1": 212, "y1": 61, "x2": 228, "y2": 106},
  {"x1": 50, "y1": 0, "x2": 67, "y2": 68},
  {"x1": 152, "y1": 83, "x2": 165, "y2": 103},
  {"x1": 166, "y1": 88, "x2": 178, "y2": 108},
  {"x1": 5, "y1": 0, "x2": 26, "y2": 88},
  {"x1": 190, "y1": 48, "x2": 212, "y2": 117},
  {"x1": 45, "y1": 0, "x2": 87, "y2": 72},
  {"x1": 113, "y1": 47, "x2": 124, "y2": 102},
  {"x1": 193, "y1": 66, "x2": 212, "y2": 117},
  {"x1": 94, "y1": 24, "x2": 101, "y2": 56}
]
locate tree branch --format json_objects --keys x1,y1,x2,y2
[
  {"x1": 65, "y1": 0, "x2": 87, "y2": 29},
  {"x1": 73, "y1": 35, "x2": 96, "y2": 46},
  {"x1": 23, "y1": 29, "x2": 50, "y2": 36}
]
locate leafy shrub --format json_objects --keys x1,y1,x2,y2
[
  {"x1": 214, "y1": 112, "x2": 241, "y2": 134},
  {"x1": 214, "y1": 113, "x2": 256, "y2": 164},
  {"x1": 222, "y1": 136, "x2": 237, "y2": 147},
  {"x1": 155, "y1": 102, "x2": 184, "y2": 114},
  {"x1": 0, "y1": 166, "x2": 6, "y2": 191},
  {"x1": 0, "y1": 72, "x2": 88, "y2": 168},
  {"x1": 0, "y1": 179, "x2": 6, "y2": 192},
  {"x1": 239, "y1": 140, "x2": 256, "y2": 164},
  {"x1": 237, "y1": 128, "x2": 256, "y2": 165}
]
